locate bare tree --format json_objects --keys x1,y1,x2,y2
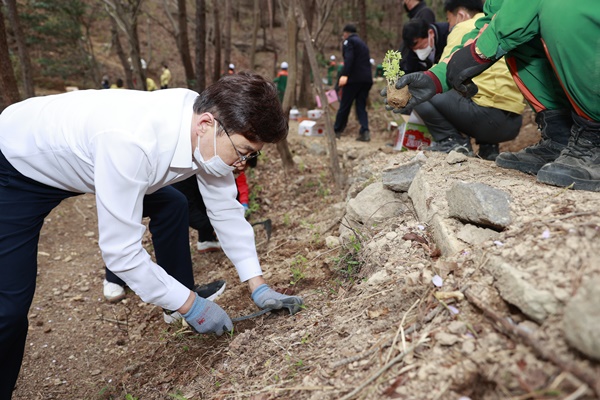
[
  {"x1": 103, "y1": 0, "x2": 146, "y2": 90},
  {"x1": 223, "y1": 0, "x2": 232, "y2": 67},
  {"x1": 249, "y1": 0, "x2": 259, "y2": 68},
  {"x1": 295, "y1": 3, "x2": 344, "y2": 190},
  {"x1": 4, "y1": 0, "x2": 34, "y2": 98},
  {"x1": 297, "y1": 0, "x2": 315, "y2": 108},
  {"x1": 195, "y1": 0, "x2": 206, "y2": 92},
  {"x1": 0, "y1": 4, "x2": 20, "y2": 106},
  {"x1": 358, "y1": 0, "x2": 367, "y2": 45},
  {"x1": 212, "y1": 0, "x2": 221, "y2": 83},
  {"x1": 275, "y1": 0, "x2": 296, "y2": 172},
  {"x1": 110, "y1": 20, "x2": 134, "y2": 87}
]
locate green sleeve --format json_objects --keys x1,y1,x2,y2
[{"x1": 477, "y1": 0, "x2": 541, "y2": 58}]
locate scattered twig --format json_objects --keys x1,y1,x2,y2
[
  {"x1": 464, "y1": 289, "x2": 600, "y2": 398},
  {"x1": 339, "y1": 332, "x2": 430, "y2": 400},
  {"x1": 386, "y1": 298, "x2": 420, "y2": 364}
]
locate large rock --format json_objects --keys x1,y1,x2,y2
[
  {"x1": 447, "y1": 181, "x2": 512, "y2": 230},
  {"x1": 487, "y1": 258, "x2": 559, "y2": 323},
  {"x1": 563, "y1": 276, "x2": 600, "y2": 361},
  {"x1": 382, "y1": 153, "x2": 427, "y2": 192}
]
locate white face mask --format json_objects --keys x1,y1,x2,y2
[
  {"x1": 193, "y1": 120, "x2": 235, "y2": 177},
  {"x1": 414, "y1": 35, "x2": 433, "y2": 61}
]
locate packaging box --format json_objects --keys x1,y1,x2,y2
[
  {"x1": 315, "y1": 89, "x2": 339, "y2": 108},
  {"x1": 393, "y1": 112, "x2": 433, "y2": 151},
  {"x1": 289, "y1": 107, "x2": 301, "y2": 120},
  {"x1": 308, "y1": 109, "x2": 324, "y2": 120},
  {"x1": 298, "y1": 120, "x2": 325, "y2": 136}
]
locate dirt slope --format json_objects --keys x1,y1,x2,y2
[{"x1": 12, "y1": 108, "x2": 600, "y2": 399}]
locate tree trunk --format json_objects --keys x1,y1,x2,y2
[
  {"x1": 4, "y1": 0, "x2": 34, "y2": 98},
  {"x1": 110, "y1": 21, "x2": 133, "y2": 88},
  {"x1": 249, "y1": 0, "x2": 259, "y2": 69},
  {"x1": 358, "y1": 0, "x2": 367, "y2": 46},
  {"x1": 0, "y1": 5, "x2": 20, "y2": 106},
  {"x1": 223, "y1": 0, "x2": 232, "y2": 68},
  {"x1": 295, "y1": 3, "x2": 344, "y2": 191},
  {"x1": 195, "y1": 0, "x2": 207, "y2": 92},
  {"x1": 175, "y1": 0, "x2": 195, "y2": 88},
  {"x1": 297, "y1": 0, "x2": 315, "y2": 108},
  {"x1": 275, "y1": 0, "x2": 297, "y2": 173},
  {"x1": 212, "y1": 0, "x2": 221, "y2": 83},
  {"x1": 103, "y1": 0, "x2": 146, "y2": 90}
]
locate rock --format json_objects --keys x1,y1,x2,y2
[
  {"x1": 456, "y1": 224, "x2": 499, "y2": 245},
  {"x1": 563, "y1": 277, "x2": 600, "y2": 361},
  {"x1": 447, "y1": 181, "x2": 512, "y2": 230},
  {"x1": 435, "y1": 331, "x2": 460, "y2": 346},
  {"x1": 382, "y1": 158, "x2": 425, "y2": 192},
  {"x1": 367, "y1": 270, "x2": 389, "y2": 285},
  {"x1": 345, "y1": 182, "x2": 405, "y2": 227},
  {"x1": 487, "y1": 258, "x2": 559, "y2": 323},
  {"x1": 325, "y1": 236, "x2": 340, "y2": 248},
  {"x1": 446, "y1": 151, "x2": 468, "y2": 164}
]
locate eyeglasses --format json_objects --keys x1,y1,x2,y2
[{"x1": 214, "y1": 118, "x2": 261, "y2": 165}]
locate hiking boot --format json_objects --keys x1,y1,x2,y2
[
  {"x1": 197, "y1": 240, "x2": 221, "y2": 253},
  {"x1": 163, "y1": 280, "x2": 227, "y2": 324},
  {"x1": 477, "y1": 143, "x2": 499, "y2": 161},
  {"x1": 496, "y1": 109, "x2": 572, "y2": 174},
  {"x1": 103, "y1": 279, "x2": 126, "y2": 303},
  {"x1": 424, "y1": 136, "x2": 471, "y2": 155},
  {"x1": 356, "y1": 130, "x2": 370, "y2": 142},
  {"x1": 537, "y1": 114, "x2": 600, "y2": 192},
  {"x1": 335, "y1": 131, "x2": 342, "y2": 139}
]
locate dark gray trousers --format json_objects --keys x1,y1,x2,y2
[{"x1": 414, "y1": 89, "x2": 523, "y2": 144}]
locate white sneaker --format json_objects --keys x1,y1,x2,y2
[
  {"x1": 197, "y1": 240, "x2": 221, "y2": 253},
  {"x1": 103, "y1": 279, "x2": 126, "y2": 303}
]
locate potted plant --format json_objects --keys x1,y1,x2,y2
[{"x1": 382, "y1": 50, "x2": 411, "y2": 108}]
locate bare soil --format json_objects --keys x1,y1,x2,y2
[{"x1": 12, "y1": 93, "x2": 600, "y2": 400}]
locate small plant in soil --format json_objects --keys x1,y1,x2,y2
[{"x1": 382, "y1": 49, "x2": 411, "y2": 108}]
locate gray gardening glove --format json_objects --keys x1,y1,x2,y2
[
  {"x1": 251, "y1": 284, "x2": 304, "y2": 315},
  {"x1": 381, "y1": 71, "x2": 442, "y2": 114},
  {"x1": 182, "y1": 293, "x2": 233, "y2": 336}
]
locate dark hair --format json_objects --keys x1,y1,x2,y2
[
  {"x1": 443, "y1": 0, "x2": 483, "y2": 14},
  {"x1": 193, "y1": 71, "x2": 288, "y2": 144},
  {"x1": 343, "y1": 24, "x2": 357, "y2": 33},
  {"x1": 402, "y1": 18, "x2": 430, "y2": 48},
  {"x1": 116, "y1": 78, "x2": 124, "y2": 88}
]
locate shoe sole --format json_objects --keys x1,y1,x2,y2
[
  {"x1": 197, "y1": 247, "x2": 220, "y2": 253},
  {"x1": 205, "y1": 282, "x2": 226, "y2": 301},
  {"x1": 537, "y1": 170, "x2": 600, "y2": 192},
  {"x1": 104, "y1": 293, "x2": 126, "y2": 303}
]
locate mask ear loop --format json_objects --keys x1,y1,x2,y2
[{"x1": 213, "y1": 120, "x2": 218, "y2": 158}]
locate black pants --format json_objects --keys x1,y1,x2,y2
[
  {"x1": 414, "y1": 89, "x2": 523, "y2": 144},
  {"x1": 0, "y1": 149, "x2": 82, "y2": 398},
  {"x1": 333, "y1": 82, "x2": 372, "y2": 135},
  {"x1": 104, "y1": 184, "x2": 195, "y2": 288}
]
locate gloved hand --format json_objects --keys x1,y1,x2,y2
[
  {"x1": 182, "y1": 293, "x2": 233, "y2": 336},
  {"x1": 446, "y1": 41, "x2": 495, "y2": 98},
  {"x1": 380, "y1": 71, "x2": 442, "y2": 114},
  {"x1": 252, "y1": 284, "x2": 304, "y2": 315}
]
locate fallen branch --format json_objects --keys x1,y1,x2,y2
[{"x1": 464, "y1": 289, "x2": 600, "y2": 398}]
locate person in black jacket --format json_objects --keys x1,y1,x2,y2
[
  {"x1": 333, "y1": 24, "x2": 374, "y2": 142},
  {"x1": 403, "y1": 0, "x2": 435, "y2": 24},
  {"x1": 400, "y1": 19, "x2": 450, "y2": 74}
]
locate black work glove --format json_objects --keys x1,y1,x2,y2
[
  {"x1": 446, "y1": 41, "x2": 496, "y2": 98},
  {"x1": 380, "y1": 71, "x2": 442, "y2": 114}
]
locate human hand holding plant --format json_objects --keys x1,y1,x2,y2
[{"x1": 382, "y1": 50, "x2": 411, "y2": 108}]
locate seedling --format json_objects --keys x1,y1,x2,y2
[{"x1": 382, "y1": 50, "x2": 411, "y2": 108}]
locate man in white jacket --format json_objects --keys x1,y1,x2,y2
[{"x1": 0, "y1": 72, "x2": 303, "y2": 398}]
